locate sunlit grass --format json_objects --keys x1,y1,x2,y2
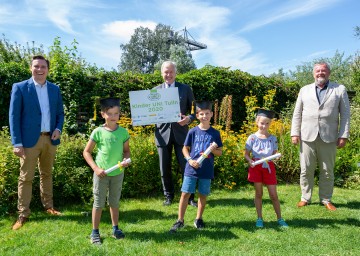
[{"x1": 1, "y1": 184, "x2": 359, "y2": 255}]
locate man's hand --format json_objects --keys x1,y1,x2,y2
[
  {"x1": 291, "y1": 136, "x2": 300, "y2": 145},
  {"x1": 13, "y1": 146, "x2": 25, "y2": 158},
  {"x1": 178, "y1": 115, "x2": 190, "y2": 126},
  {"x1": 337, "y1": 138, "x2": 347, "y2": 148},
  {"x1": 51, "y1": 129, "x2": 61, "y2": 140}
]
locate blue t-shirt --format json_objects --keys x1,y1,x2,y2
[{"x1": 184, "y1": 126, "x2": 223, "y2": 179}]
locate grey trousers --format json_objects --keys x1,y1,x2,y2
[{"x1": 299, "y1": 135, "x2": 337, "y2": 204}]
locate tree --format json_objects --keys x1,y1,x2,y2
[
  {"x1": 0, "y1": 34, "x2": 44, "y2": 67},
  {"x1": 288, "y1": 51, "x2": 353, "y2": 89},
  {"x1": 118, "y1": 23, "x2": 196, "y2": 74},
  {"x1": 119, "y1": 26, "x2": 155, "y2": 73},
  {"x1": 154, "y1": 44, "x2": 196, "y2": 74},
  {"x1": 354, "y1": 26, "x2": 360, "y2": 39}
]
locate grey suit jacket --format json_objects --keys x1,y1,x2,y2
[
  {"x1": 154, "y1": 81, "x2": 195, "y2": 146},
  {"x1": 291, "y1": 81, "x2": 350, "y2": 143}
]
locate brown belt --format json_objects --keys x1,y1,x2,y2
[{"x1": 40, "y1": 132, "x2": 51, "y2": 136}]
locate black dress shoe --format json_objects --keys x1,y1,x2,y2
[
  {"x1": 188, "y1": 199, "x2": 198, "y2": 207},
  {"x1": 163, "y1": 198, "x2": 172, "y2": 206}
]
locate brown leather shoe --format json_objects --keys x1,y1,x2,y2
[
  {"x1": 324, "y1": 202, "x2": 336, "y2": 211},
  {"x1": 297, "y1": 201, "x2": 308, "y2": 207},
  {"x1": 46, "y1": 208, "x2": 62, "y2": 216},
  {"x1": 12, "y1": 216, "x2": 28, "y2": 230}
]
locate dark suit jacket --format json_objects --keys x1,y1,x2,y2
[
  {"x1": 154, "y1": 81, "x2": 195, "y2": 146},
  {"x1": 9, "y1": 78, "x2": 65, "y2": 147}
]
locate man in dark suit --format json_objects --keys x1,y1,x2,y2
[
  {"x1": 9, "y1": 55, "x2": 65, "y2": 230},
  {"x1": 154, "y1": 61, "x2": 197, "y2": 206}
]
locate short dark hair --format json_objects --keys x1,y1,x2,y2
[{"x1": 31, "y1": 55, "x2": 50, "y2": 69}]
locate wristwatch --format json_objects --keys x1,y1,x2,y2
[{"x1": 185, "y1": 156, "x2": 192, "y2": 161}]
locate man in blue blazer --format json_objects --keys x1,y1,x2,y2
[
  {"x1": 9, "y1": 55, "x2": 65, "y2": 230},
  {"x1": 154, "y1": 61, "x2": 197, "y2": 206}
]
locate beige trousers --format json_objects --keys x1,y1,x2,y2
[
  {"x1": 18, "y1": 135, "x2": 57, "y2": 217},
  {"x1": 299, "y1": 135, "x2": 337, "y2": 204}
]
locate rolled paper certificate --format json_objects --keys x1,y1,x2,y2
[
  {"x1": 196, "y1": 142, "x2": 218, "y2": 165},
  {"x1": 104, "y1": 158, "x2": 131, "y2": 174},
  {"x1": 252, "y1": 153, "x2": 281, "y2": 166}
]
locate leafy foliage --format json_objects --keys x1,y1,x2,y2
[
  {"x1": 119, "y1": 24, "x2": 178, "y2": 73},
  {"x1": 0, "y1": 34, "x2": 44, "y2": 66},
  {"x1": 288, "y1": 51, "x2": 354, "y2": 89},
  {"x1": 119, "y1": 23, "x2": 196, "y2": 74},
  {"x1": 0, "y1": 62, "x2": 30, "y2": 128},
  {"x1": 154, "y1": 44, "x2": 196, "y2": 74}
]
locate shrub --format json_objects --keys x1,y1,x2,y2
[
  {"x1": 213, "y1": 128, "x2": 248, "y2": 190},
  {"x1": 0, "y1": 127, "x2": 20, "y2": 215}
]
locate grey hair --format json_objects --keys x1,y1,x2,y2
[
  {"x1": 161, "y1": 60, "x2": 177, "y2": 73},
  {"x1": 313, "y1": 62, "x2": 331, "y2": 72}
]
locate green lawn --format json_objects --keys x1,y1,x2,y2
[{"x1": 1, "y1": 184, "x2": 359, "y2": 256}]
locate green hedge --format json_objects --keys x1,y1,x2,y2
[{"x1": 0, "y1": 61, "x2": 298, "y2": 132}]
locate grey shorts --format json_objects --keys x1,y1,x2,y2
[{"x1": 93, "y1": 172, "x2": 124, "y2": 209}]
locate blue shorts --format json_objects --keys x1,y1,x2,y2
[{"x1": 181, "y1": 176, "x2": 211, "y2": 196}]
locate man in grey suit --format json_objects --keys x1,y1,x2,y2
[
  {"x1": 291, "y1": 62, "x2": 350, "y2": 211},
  {"x1": 9, "y1": 55, "x2": 64, "y2": 230},
  {"x1": 154, "y1": 61, "x2": 197, "y2": 206}
]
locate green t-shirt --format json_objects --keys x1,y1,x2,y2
[{"x1": 90, "y1": 125, "x2": 130, "y2": 176}]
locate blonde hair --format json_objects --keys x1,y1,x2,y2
[{"x1": 256, "y1": 115, "x2": 272, "y2": 123}]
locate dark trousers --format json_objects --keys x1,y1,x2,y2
[{"x1": 157, "y1": 134, "x2": 194, "y2": 201}]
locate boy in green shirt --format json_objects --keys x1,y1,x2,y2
[{"x1": 83, "y1": 97, "x2": 131, "y2": 245}]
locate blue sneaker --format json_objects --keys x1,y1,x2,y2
[
  {"x1": 112, "y1": 229, "x2": 125, "y2": 239},
  {"x1": 278, "y1": 218, "x2": 289, "y2": 228},
  {"x1": 194, "y1": 218, "x2": 205, "y2": 229},
  {"x1": 169, "y1": 220, "x2": 184, "y2": 233},
  {"x1": 256, "y1": 218, "x2": 263, "y2": 228},
  {"x1": 90, "y1": 233, "x2": 101, "y2": 245}
]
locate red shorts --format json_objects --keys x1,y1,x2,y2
[{"x1": 248, "y1": 161, "x2": 277, "y2": 185}]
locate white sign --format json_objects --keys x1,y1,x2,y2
[{"x1": 129, "y1": 88, "x2": 181, "y2": 126}]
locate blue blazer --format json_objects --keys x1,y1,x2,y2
[{"x1": 9, "y1": 78, "x2": 65, "y2": 147}]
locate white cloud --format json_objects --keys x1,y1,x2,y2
[
  {"x1": 162, "y1": 0, "x2": 230, "y2": 32},
  {"x1": 157, "y1": 0, "x2": 268, "y2": 73},
  {"x1": 239, "y1": 0, "x2": 341, "y2": 32},
  {"x1": 27, "y1": 0, "x2": 103, "y2": 34},
  {"x1": 0, "y1": 6, "x2": 9, "y2": 23},
  {"x1": 307, "y1": 50, "x2": 332, "y2": 59},
  {"x1": 101, "y1": 20, "x2": 157, "y2": 42}
]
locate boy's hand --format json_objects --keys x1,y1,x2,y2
[
  {"x1": 94, "y1": 167, "x2": 106, "y2": 178},
  {"x1": 209, "y1": 143, "x2": 218, "y2": 152},
  {"x1": 188, "y1": 159, "x2": 200, "y2": 169},
  {"x1": 120, "y1": 158, "x2": 131, "y2": 167}
]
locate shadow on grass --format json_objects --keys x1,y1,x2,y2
[
  {"x1": 24, "y1": 208, "x2": 176, "y2": 226},
  {"x1": 121, "y1": 209, "x2": 176, "y2": 223},
  {"x1": 124, "y1": 228, "x2": 238, "y2": 242},
  {"x1": 335, "y1": 201, "x2": 360, "y2": 210},
  {"x1": 207, "y1": 197, "x2": 284, "y2": 207},
  {"x1": 285, "y1": 217, "x2": 360, "y2": 229}
]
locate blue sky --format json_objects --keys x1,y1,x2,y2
[{"x1": 0, "y1": 0, "x2": 359, "y2": 75}]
